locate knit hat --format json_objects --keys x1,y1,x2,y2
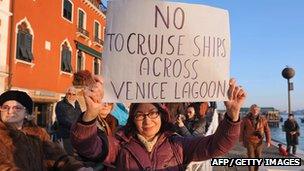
[{"x1": 0, "y1": 90, "x2": 33, "y2": 114}]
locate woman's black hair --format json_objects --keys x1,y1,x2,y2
[
  {"x1": 185, "y1": 104, "x2": 197, "y2": 119},
  {"x1": 185, "y1": 104, "x2": 206, "y2": 130},
  {"x1": 123, "y1": 103, "x2": 175, "y2": 137}
]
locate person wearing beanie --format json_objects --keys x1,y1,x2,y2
[{"x1": 0, "y1": 90, "x2": 91, "y2": 171}]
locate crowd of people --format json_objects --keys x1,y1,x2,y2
[{"x1": 0, "y1": 70, "x2": 301, "y2": 171}]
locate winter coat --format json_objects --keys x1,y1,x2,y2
[
  {"x1": 71, "y1": 116, "x2": 240, "y2": 170},
  {"x1": 55, "y1": 98, "x2": 82, "y2": 138},
  {"x1": 284, "y1": 119, "x2": 300, "y2": 145},
  {"x1": 177, "y1": 118, "x2": 206, "y2": 137},
  {"x1": 240, "y1": 113, "x2": 271, "y2": 147},
  {"x1": 0, "y1": 120, "x2": 83, "y2": 171}
]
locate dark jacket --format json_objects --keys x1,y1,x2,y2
[
  {"x1": 284, "y1": 119, "x2": 300, "y2": 145},
  {"x1": 240, "y1": 113, "x2": 271, "y2": 147},
  {"x1": 177, "y1": 118, "x2": 206, "y2": 137},
  {"x1": 55, "y1": 98, "x2": 82, "y2": 138},
  {"x1": 71, "y1": 117, "x2": 240, "y2": 170},
  {"x1": 0, "y1": 121, "x2": 83, "y2": 171}
]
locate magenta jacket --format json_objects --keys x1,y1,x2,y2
[{"x1": 71, "y1": 117, "x2": 240, "y2": 170}]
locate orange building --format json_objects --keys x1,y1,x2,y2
[
  {"x1": 0, "y1": 0, "x2": 11, "y2": 93},
  {"x1": 6, "y1": 0, "x2": 106, "y2": 128}
]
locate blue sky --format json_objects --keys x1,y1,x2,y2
[
  {"x1": 170, "y1": 0, "x2": 304, "y2": 111},
  {"x1": 104, "y1": 0, "x2": 304, "y2": 111}
]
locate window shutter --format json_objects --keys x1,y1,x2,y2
[
  {"x1": 63, "y1": 1, "x2": 68, "y2": 18},
  {"x1": 25, "y1": 33, "x2": 33, "y2": 61},
  {"x1": 61, "y1": 48, "x2": 67, "y2": 71},
  {"x1": 95, "y1": 22, "x2": 99, "y2": 39},
  {"x1": 66, "y1": 50, "x2": 72, "y2": 72},
  {"x1": 16, "y1": 32, "x2": 21, "y2": 59},
  {"x1": 77, "y1": 52, "x2": 82, "y2": 72},
  {"x1": 79, "y1": 11, "x2": 84, "y2": 29},
  {"x1": 16, "y1": 32, "x2": 25, "y2": 59},
  {"x1": 20, "y1": 47, "x2": 27, "y2": 59},
  {"x1": 94, "y1": 58, "x2": 99, "y2": 74},
  {"x1": 67, "y1": 1, "x2": 72, "y2": 20},
  {"x1": 64, "y1": 0, "x2": 72, "y2": 21},
  {"x1": 64, "y1": 49, "x2": 69, "y2": 72}
]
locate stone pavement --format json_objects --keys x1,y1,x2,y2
[{"x1": 213, "y1": 141, "x2": 304, "y2": 171}]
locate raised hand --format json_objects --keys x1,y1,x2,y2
[
  {"x1": 224, "y1": 79, "x2": 246, "y2": 122},
  {"x1": 176, "y1": 115, "x2": 185, "y2": 127},
  {"x1": 82, "y1": 76, "x2": 104, "y2": 122}
]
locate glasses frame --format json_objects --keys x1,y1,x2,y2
[
  {"x1": 134, "y1": 110, "x2": 160, "y2": 121},
  {"x1": 0, "y1": 105, "x2": 26, "y2": 113}
]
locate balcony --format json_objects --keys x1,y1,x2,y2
[
  {"x1": 77, "y1": 27, "x2": 89, "y2": 38},
  {"x1": 94, "y1": 37, "x2": 104, "y2": 46}
]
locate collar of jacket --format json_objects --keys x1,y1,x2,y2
[
  {"x1": 247, "y1": 113, "x2": 260, "y2": 120},
  {"x1": 115, "y1": 129, "x2": 177, "y2": 146},
  {"x1": 63, "y1": 97, "x2": 79, "y2": 107}
]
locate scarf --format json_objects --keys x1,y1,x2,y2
[{"x1": 137, "y1": 134, "x2": 159, "y2": 152}]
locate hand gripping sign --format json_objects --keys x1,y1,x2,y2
[{"x1": 103, "y1": 0, "x2": 230, "y2": 103}]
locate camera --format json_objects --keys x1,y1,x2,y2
[{"x1": 178, "y1": 114, "x2": 186, "y2": 121}]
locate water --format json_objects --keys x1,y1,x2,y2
[{"x1": 270, "y1": 114, "x2": 304, "y2": 151}]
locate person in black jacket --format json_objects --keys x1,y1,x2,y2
[
  {"x1": 55, "y1": 86, "x2": 82, "y2": 155},
  {"x1": 284, "y1": 114, "x2": 300, "y2": 155},
  {"x1": 176, "y1": 104, "x2": 206, "y2": 137}
]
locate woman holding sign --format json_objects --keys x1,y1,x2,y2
[{"x1": 71, "y1": 76, "x2": 245, "y2": 170}]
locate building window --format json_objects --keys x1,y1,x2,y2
[
  {"x1": 77, "y1": 9, "x2": 89, "y2": 37},
  {"x1": 94, "y1": 21, "x2": 103, "y2": 45},
  {"x1": 16, "y1": 22, "x2": 33, "y2": 62},
  {"x1": 63, "y1": 0, "x2": 72, "y2": 21},
  {"x1": 94, "y1": 58, "x2": 100, "y2": 75},
  {"x1": 94, "y1": 22, "x2": 100, "y2": 39},
  {"x1": 61, "y1": 42, "x2": 72, "y2": 72},
  {"x1": 77, "y1": 51, "x2": 84, "y2": 72},
  {"x1": 78, "y1": 9, "x2": 85, "y2": 29}
]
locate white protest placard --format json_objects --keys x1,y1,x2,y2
[{"x1": 103, "y1": 0, "x2": 230, "y2": 103}]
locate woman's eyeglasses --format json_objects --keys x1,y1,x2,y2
[
  {"x1": 134, "y1": 110, "x2": 159, "y2": 121},
  {"x1": 67, "y1": 93, "x2": 76, "y2": 96},
  {"x1": 0, "y1": 105, "x2": 26, "y2": 112}
]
